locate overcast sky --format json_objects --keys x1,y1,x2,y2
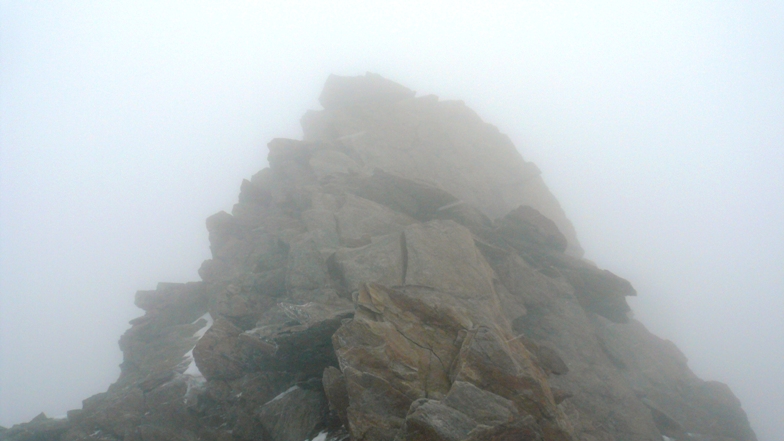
[{"x1": 1, "y1": 2, "x2": 782, "y2": 439}]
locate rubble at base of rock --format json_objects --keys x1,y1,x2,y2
[{"x1": 1, "y1": 73, "x2": 757, "y2": 441}]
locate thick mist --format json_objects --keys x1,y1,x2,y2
[{"x1": 1, "y1": 2, "x2": 782, "y2": 439}]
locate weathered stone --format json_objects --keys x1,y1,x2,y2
[
  {"x1": 240, "y1": 301, "x2": 352, "y2": 378},
  {"x1": 403, "y1": 220, "x2": 495, "y2": 302},
  {"x1": 597, "y1": 318, "x2": 758, "y2": 441},
  {"x1": 192, "y1": 317, "x2": 245, "y2": 380},
  {"x1": 335, "y1": 194, "x2": 416, "y2": 245},
  {"x1": 403, "y1": 399, "x2": 476, "y2": 441},
  {"x1": 450, "y1": 326, "x2": 573, "y2": 440},
  {"x1": 356, "y1": 169, "x2": 460, "y2": 221},
  {"x1": 215, "y1": 284, "x2": 273, "y2": 322},
  {"x1": 330, "y1": 232, "x2": 405, "y2": 296},
  {"x1": 496, "y1": 205, "x2": 568, "y2": 253},
  {"x1": 442, "y1": 381, "x2": 519, "y2": 427},
  {"x1": 0, "y1": 414, "x2": 71, "y2": 441},
  {"x1": 239, "y1": 178, "x2": 272, "y2": 206},
  {"x1": 304, "y1": 76, "x2": 583, "y2": 256},
  {"x1": 285, "y1": 235, "x2": 332, "y2": 302},
  {"x1": 302, "y1": 208, "x2": 340, "y2": 251},
  {"x1": 333, "y1": 283, "x2": 473, "y2": 440},
  {"x1": 319, "y1": 72, "x2": 416, "y2": 110},
  {"x1": 462, "y1": 416, "x2": 543, "y2": 441},
  {"x1": 257, "y1": 386, "x2": 328, "y2": 441},
  {"x1": 560, "y1": 267, "x2": 635, "y2": 324},
  {"x1": 323, "y1": 367, "x2": 350, "y2": 428},
  {"x1": 309, "y1": 148, "x2": 363, "y2": 180}
]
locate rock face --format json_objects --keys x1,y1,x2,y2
[{"x1": 1, "y1": 73, "x2": 757, "y2": 441}]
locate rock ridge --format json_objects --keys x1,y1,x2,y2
[{"x1": 1, "y1": 73, "x2": 757, "y2": 441}]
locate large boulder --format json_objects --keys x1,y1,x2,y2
[{"x1": 257, "y1": 385, "x2": 329, "y2": 441}]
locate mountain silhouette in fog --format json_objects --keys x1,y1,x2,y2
[{"x1": 0, "y1": 74, "x2": 757, "y2": 441}]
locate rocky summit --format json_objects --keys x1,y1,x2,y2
[{"x1": 1, "y1": 73, "x2": 757, "y2": 441}]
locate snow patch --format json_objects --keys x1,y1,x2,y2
[
  {"x1": 182, "y1": 313, "x2": 214, "y2": 378},
  {"x1": 182, "y1": 312, "x2": 214, "y2": 378},
  {"x1": 176, "y1": 313, "x2": 214, "y2": 404},
  {"x1": 192, "y1": 313, "x2": 214, "y2": 338},
  {"x1": 310, "y1": 431, "x2": 328, "y2": 441},
  {"x1": 663, "y1": 437, "x2": 675, "y2": 441},
  {"x1": 268, "y1": 385, "x2": 298, "y2": 404}
]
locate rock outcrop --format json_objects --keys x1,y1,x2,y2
[{"x1": 1, "y1": 73, "x2": 757, "y2": 441}]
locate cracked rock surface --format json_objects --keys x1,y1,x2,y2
[{"x1": 1, "y1": 73, "x2": 757, "y2": 441}]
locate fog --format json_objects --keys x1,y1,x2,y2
[{"x1": 1, "y1": 2, "x2": 782, "y2": 439}]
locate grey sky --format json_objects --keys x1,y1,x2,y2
[{"x1": 1, "y1": 2, "x2": 782, "y2": 439}]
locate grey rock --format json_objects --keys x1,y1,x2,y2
[
  {"x1": 323, "y1": 367, "x2": 350, "y2": 428},
  {"x1": 257, "y1": 386, "x2": 328, "y2": 441},
  {"x1": 442, "y1": 381, "x2": 519, "y2": 427},
  {"x1": 319, "y1": 72, "x2": 416, "y2": 110},
  {"x1": 309, "y1": 148, "x2": 362, "y2": 180},
  {"x1": 302, "y1": 209, "x2": 340, "y2": 252},
  {"x1": 330, "y1": 232, "x2": 405, "y2": 296},
  {"x1": 285, "y1": 235, "x2": 331, "y2": 301},
  {"x1": 335, "y1": 194, "x2": 416, "y2": 245},
  {"x1": 402, "y1": 220, "x2": 496, "y2": 305},
  {"x1": 496, "y1": 205, "x2": 568, "y2": 253},
  {"x1": 0, "y1": 414, "x2": 70, "y2": 441},
  {"x1": 403, "y1": 399, "x2": 477, "y2": 441}
]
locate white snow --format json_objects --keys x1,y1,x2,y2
[
  {"x1": 310, "y1": 431, "x2": 328, "y2": 441},
  {"x1": 182, "y1": 313, "x2": 214, "y2": 378},
  {"x1": 662, "y1": 437, "x2": 675, "y2": 441},
  {"x1": 268, "y1": 385, "x2": 298, "y2": 404},
  {"x1": 192, "y1": 313, "x2": 214, "y2": 339}
]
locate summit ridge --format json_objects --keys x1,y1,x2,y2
[{"x1": 0, "y1": 73, "x2": 756, "y2": 441}]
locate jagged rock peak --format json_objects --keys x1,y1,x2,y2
[
  {"x1": 2, "y1": 74, "x2": 756, "y2": 441},
  {"x1": 303, "y1": 72, "x2": 583, "y2": 257},
  {"x1": 319, "y1": 72, "x2": 416, "y2": 109}
]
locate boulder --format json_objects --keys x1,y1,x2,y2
[
  {"x1": 403, "y1": 399, "x2": 476, "y2": 441},
  {"x1": 442, "y1": 381, "x2": 520, "y2": 427},
  {"x1": 403, "y1": 220, "x2": 495, "y2": 302},
  {"x1": 335, "y1": 194, "x2": 416, "y2": 245},
  {"x1": 322, "y1": 367, "x2": 350, "y2": 428},
  {"x1": 330, "y1": 232, "x2": 405, "y2": 296},
  {"x1": 192, "y1": 317, "x2": 245, "y2": 380},
  {"x1": 319, "y1": 72, "x2": 416, "y2": 110},
  {"x1": 257, "y1": 385, "x2": 329, "y2": 441},
  {"x1": 496, "y1": 205, "x2": 569, "y2": 253}
]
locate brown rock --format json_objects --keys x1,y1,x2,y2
[
  {"x1": 192, "y1": 317, "x2": 245, "y2": 380},
  {"x1": 330, "y1": 232, "x2": 405, "y2": 296},
  {"x1": 335, "y1": 194, "x2": 416, "y2": 245},
  {"x1": 496, "y1": 205, "x2": 569, "y2": 253},
  {"x1": 403, "y1": 399, "x2": 476, "y2": 441},
  {"x1": 257, "y1": 386, "x2": 329, "y2": 441},
  {"x1": 323, "y1": 366, "x2": 350, "y2": 428}
]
